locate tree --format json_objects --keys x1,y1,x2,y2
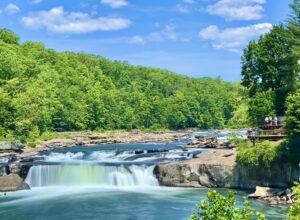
[
  {"x1": 288, "y1": 0, "x2": 300, "y2": 55},
  {"x1": 0, "y1": 42, "x2": 23, "y2": 81},
  {"x1": 0, "y1": 89, "x2": 15, "y2": 138},
  {"x1": 285, "y1": 90, "x2": 300, "y2": 137},
  {"x1": 248, "y1": 90, "x2": 275, "y2": 126},
  {"x1": 227, "y1": 103, "x2": 250, "y2": 128},
  {"x1": 241, "y1": 26, "x2": 298, "y2": 116},
  {"x1": 190, "y1": 190, "x2": 265, "y2": 220},
  {"x1": 0, "y1": 29, "x2": 19, "y2": 45}
]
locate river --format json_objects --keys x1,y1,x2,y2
[{"x1": 0, "y1": 133, "x2": 287, "y2": 219}]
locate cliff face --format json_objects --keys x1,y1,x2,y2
[{"x1": 154, "y1": 150, "x2": 300, "y2": 190}]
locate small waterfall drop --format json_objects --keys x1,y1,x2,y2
[{"x1": 25, "y1": 164, "x2": 159, "y2": 188}]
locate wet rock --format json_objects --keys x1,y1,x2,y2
[
  {"x1": 184, "y1": 137, "x2": 231, "y2": 149},
  {"x1": 147, "y1": 149, "x2": 169, "y2": 154},
  {"x1": 0, "y1": 174, "x2": 30, "y2": 192},
  {"x1": 7, "y1": 163, "x2": 31, "y2": 180},
  {"x1": 135, "y1": 150, "x2": 144, "y2": 155},
  {"x1": 248, "y1": 186, "x2": 294, "y2": 205},
  {"x1": 0, "y1": 165, "x2": 9, "y2": 176},
  {"x1": 19, "y1": 156, "x2": 45, "y2": 163}
]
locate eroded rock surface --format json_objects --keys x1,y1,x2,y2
[
  {"x1": 154, "y1": 149, "x2": 300, "y2": 190},
  {"x1": 0, "y1": 174, "x2": 30, "y2": 192}
]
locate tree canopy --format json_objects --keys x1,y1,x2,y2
[
  {"x1": 241, "y1": 25, "x2": 298, "y2": 117},
  {"x1": 0, "y1": 29, "x2": 243, "y2": 141},
  {"x1": 0, "y1": 29, "x2": 19, "y2": 45}
]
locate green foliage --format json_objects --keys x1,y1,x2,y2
[
  {"x1": 237, "y1": 140, "x2": 284, "y2": 167},
  {"x1": 247, "y1": 90, "x2": 275, "y2": 126},
  {"x1": 282, "y1": 137, "x2": 300, "y2": 166},
  {"x1": 241, "y1": 25, "x2": 298, "y2": 118},
  {"x1": 0, "y1": 29, "x2": 243, "y2": 142},
  {"x1": 0, "y1": 29, "x2": 19, "y2": 45},
  {"x1": 289, "y1": 181, "x2": 300, "y2": 220},
  {"x1": 227, "y1": 104, "x2": 251, "y2": 128},
  {"x1": 285, "y1": 90, "x2": 300, "y2": 137},
  {"x1": 288, "y1": 0, "x2": 300, "y2": 56},
  {"x1": 189, "y1": 190, "x2": 265, "y2": 220}
]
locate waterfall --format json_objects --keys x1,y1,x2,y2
[{"x1": 25, "y1": 164, "x2": 159, "y2": 188}]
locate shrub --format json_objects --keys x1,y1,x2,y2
[
  {"x1": 190, "y1": 190, "x2": 265, "y2": 220},
  {"x1": 289, "y1": 181, "x2": 300, "y2": 220},
  {"x1": 237, "y1": 140, "x2": 284, "y2": 167}
]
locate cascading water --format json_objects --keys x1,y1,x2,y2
[
  {"x1": 0, "y1": 140, "x2": 287, "y2": 220},
  {"x1": 25, "y1": 164, "x2": 159, "y2": 188}
]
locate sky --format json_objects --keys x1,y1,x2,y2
[{"x1": 0, "y1": 0, "x2": 293, "y2": 81}]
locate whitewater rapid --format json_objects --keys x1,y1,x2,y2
[{"x1": 23, "y1": 131, "x2": 247, "y2": 189}]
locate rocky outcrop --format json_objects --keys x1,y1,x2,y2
[
  {"x1": 183, "y1": 137, "x2": 233, "y2": 149},
  {"x1": 248, "y1": 186, "x2": 293, "y2": 205},
  {"x1": 0, "y1": 141, "x2": 24, "y2": 152},
  {"x1": 154, "y1": 149, "x2": 300, "y2": 190},
  {"x1": 0, "y1": 161, "x2": 33, "y2": 192},
  {"x1": 7, "y1": 163, "x2": 32, "y2": 180},
  {"x1": 40, "y1": 130, "x2": 191, "y2": 149},
  {"x1": 0, "y1": 174, "x2": 30, "y2": 192}
]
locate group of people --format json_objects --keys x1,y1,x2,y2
[{"x1": 264, "y1": 116, "x2": 278, "y2": 126}]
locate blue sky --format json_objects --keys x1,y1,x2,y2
[{"x1": 0, "y1": 0, "x2": 293, "y2": 81}]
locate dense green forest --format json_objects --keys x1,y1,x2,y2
[{"x1": 0, "y1": 29, "x2": 243, "y2": 141}]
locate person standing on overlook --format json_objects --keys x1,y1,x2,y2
[
  {"x1": 265, "y1": 116, "x2": 269, "y2": 125},
  {"x1": 274, "y1": 116, "x2": 278, "y2": 126},
  {"x1": 269, "y1": 116, "x2": 273, "y2": 126}
]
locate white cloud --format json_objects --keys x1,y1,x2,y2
[
  {"x1": 31, "y1": 0, "x2": 42, "y2": 4},
  {"x1": 176, "y1": 4, "x2": 190, "y2": 14},
  {"x1": 101, "y1": 0, "x2": 128, "y2": 8},
  {"x1": 21, "y1": 7, "x2": 131, "y2": 34},
  {"x1": 199, "y1": 23, "x2": 272, "y2": 52},
  {"x1": 5, "y1": 3, "x2": 20, "y2": 14},
  {"x1": 183, "y1": 0, "x2": 196, "y2": 3},
  {"x1": 129, "y1": 24, "x2": 188, "y2": 46},
  {"x1": 207, "y1": 0, "x2": 267, "y2": 21},
  {"x1": 130, "y1": 35, "x2": 146, "y2": 45},
  {"x1": 149, "y1": 24, "x2": 181, "y2": 41}
]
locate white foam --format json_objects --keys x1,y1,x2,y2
[
  {"x1": 44, "y1": 152, "x2": 84, "y2": 162},
  {"x1": 25, "y1": 164, "x2": 159, "y2": 188}
]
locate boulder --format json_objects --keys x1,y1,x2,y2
[
  {"x1": 248, "y1": 186, "x2": 294, "y2": 205},
  {"x1": 0, "y1": 174, "x2": 30, "y2": 192},
  {"x1": 248, "y1": 186, "x2": 277, "y2": 198},
  {"x1": 0, "y1": 141, "x2": 24, "y2": 152}
]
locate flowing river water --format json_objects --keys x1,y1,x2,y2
[{"x1": 0, "y1": 132, "x2": 287, "y2": 219}]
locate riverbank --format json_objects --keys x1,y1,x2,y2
[
  {"x1": 0, "y1": 130, "x2": 193, "y2": 159},
  {"x1": 0, "y1": 129, "x2": 297, "y2": 207}
]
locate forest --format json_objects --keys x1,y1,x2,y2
[{"x1": 0, "y1": 28, "x2": 244, "y2": 142}]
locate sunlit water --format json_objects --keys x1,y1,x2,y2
[{"x1": 0, "y1": 133, "x2": 287, "y2": 220}]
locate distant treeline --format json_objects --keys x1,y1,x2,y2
[{"x1": 0, "y1": 29, "x2": 244, "y2": 141}]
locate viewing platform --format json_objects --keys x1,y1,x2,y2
[{"x1": 247, "y1": 119, "x2": 286, "y2": 142}]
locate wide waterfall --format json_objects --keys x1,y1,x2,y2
[{"x1": 25, "y1": 164, "x2": 159, "y2": 188}]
